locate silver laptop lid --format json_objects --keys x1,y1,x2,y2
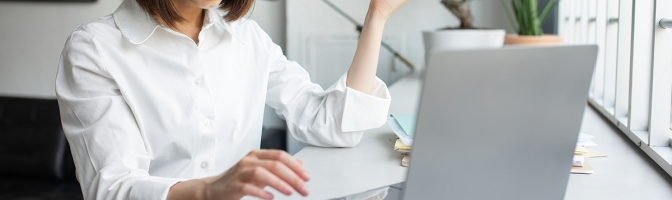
[{"x1": 403, "y1": 45, "x2": 598, "y2": 200}]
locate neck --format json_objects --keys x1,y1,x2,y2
[
  {"x1": 160, "y1": 0, "x2": 206, "y2": 43},
  {"x1": 173, "y1": 0, "x2": 205, "y2": 27}
]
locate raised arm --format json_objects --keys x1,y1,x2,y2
[{"x1": 346, "y1": 0, "x2": 410, "y2": 94}]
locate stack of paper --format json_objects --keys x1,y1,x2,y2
[
  {"x1": 571, "y1": 160, "x2": 594, "y2": 174},
  {"x1": 573, "y1": 146, "x2": 589, "y2": 167},
  {"x1": 571, "y1": 134, "x2": 608, "y2": 174},
  {"x1": 577, "y1": 133, "x2": 597, "y2": 147},
  {"x1": 387, "y1": 115, "x2": 606, "y2": 170},
  {"x1": 387, "y1": 114, "x2": 416, "y2": 146},
  {"x1": 388, "y1": 114, "x2": 417, "y2": 167},
  {"x1": 571, "y1": 148, "x2": 608, "y2": 174},
  {"x1": 394, "y1": 139, "x2": 411, "y2": 153},
  {"x1": 571, "y1": 146, "x2": 606, "y2": 174},
  {"x1": 394, "y1": 139, "x2": 411, "y2": 167},
  {"x1": 572, "y1": 133, "x2": 596, "y2": 170}
]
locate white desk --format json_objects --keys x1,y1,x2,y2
[{"x1": 255, "y1": 74, "x2": 672, "y2": 200}]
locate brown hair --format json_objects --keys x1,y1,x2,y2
[{"x1": 136, "y1": 0, "x2": 255, "y2": 28}]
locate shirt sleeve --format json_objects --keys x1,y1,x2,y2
[
  {"x1": 56, "y1": 30, "x2": 181, "y2": 200},
  {"x1": 251, "y1": 22, "x2": 392, "y2": 148}
]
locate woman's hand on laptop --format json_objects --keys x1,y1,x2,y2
[
  {"x1": 168, "y1": 149, "x2": 309, "y2": 200},
  {"x1": 206, "y1": 149, "x2": 310, "y2": 200}
]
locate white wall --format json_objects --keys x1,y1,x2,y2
[
  {"x1": 287, "y1": 0, "x2": 515, "y2": 86},
  {"x1": 0, "y1": 0, "x2": 124, "y2": 98},
  {"x1": 248, "y1": 0, "x2": 286, "y2": 52}
]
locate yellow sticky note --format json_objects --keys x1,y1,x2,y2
[
  {"x1": 394, "y1": 139, "x2": 411, "y2": 150},
  {"x1": 575, "y1": 145, "x2": 588, "y2": 155}
]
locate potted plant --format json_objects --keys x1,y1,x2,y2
[
  {"x1": 423, "y1": 0, "x2": 506, "y2": 59},
  {"x1": 501, "y1": 0, "x2": 562, "y2": 45}
]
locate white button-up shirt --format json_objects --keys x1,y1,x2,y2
[{"x1": 55, "y1": 0, "x2": 391, "y2": 199}]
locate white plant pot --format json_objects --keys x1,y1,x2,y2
[{"x1": 422, "y1": 29, "x2": 506, "y2": 63}]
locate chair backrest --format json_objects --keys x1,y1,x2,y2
[{"x1": 0, "y1": 97, "x2": 75, "y2": 181}]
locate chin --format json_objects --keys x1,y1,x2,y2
[{"x1": 193, "y1": 0, "x2": 222, "y2": 9}]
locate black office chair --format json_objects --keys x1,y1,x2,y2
[
  {"x1": 0, "y1": 97, "x2": 82, "y2": 200},
  {"x1": 0, "y1": 96, "x2": 288, "y2": 200}
]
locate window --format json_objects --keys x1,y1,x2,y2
[
  {"x1": 651, "y1": 0, "x2": 672, "y2": 146},
  {"x1": 602, "y1": 0, "x2": 618, "y2": 115},
  {"x1": 614, "y1": 0, "x2": 631, "y2": 125},
  {"x1": 559, "y1": 0, "x2": 672, "y2": 175},
  {"x1": 588, "y1": 0, "x2": 604, "y2": 105}
]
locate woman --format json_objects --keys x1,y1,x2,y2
[{"x1": 56, "y1": 0, "x2": 408, "y2": 199}]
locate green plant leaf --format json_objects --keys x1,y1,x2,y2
[
  {"x1": 533, "y1": 18, "x2": 542, "y2": 35},
  {"x1": 539, "y1": 0, "x2": 559, "y2": 25},
  {"x1": 509, "y1": 0, "x2": 553, "y2": 36},
  {"x1": 526, "y1": 0, "x2": 538, "y2": 35},
  {"x1": 501, "y1": 0, "x2": 519, "y2": 32},
  {"x1": 512, "y1": 0, "x2": 525, "y2": 34}
]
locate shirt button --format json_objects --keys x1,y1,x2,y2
[
  {"x1": 200, "y1": 161, "x2": 208, "y2": 169},
  {"x1": 203, "y1": 119, "x2": 210, "y2": 126},
  {"x1": 194, "y1": 78, "x2": 202, "y2": 85}
]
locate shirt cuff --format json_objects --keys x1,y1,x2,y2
[
  {"x1": 340, "y1": 75, "x2": 392, "y2": 132},
  {"x1": 129, "y1": 176, "x2": 183, "y2": 200}
]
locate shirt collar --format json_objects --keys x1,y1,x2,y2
[{"x1": 112, "y1": 0, "x2": 241, "y2": 44}]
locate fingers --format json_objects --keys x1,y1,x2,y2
[
  {"x1": 247, "y1": 166, "x2": 297, "y2": 196},
  {"x1": 253, "y1": 150, "x2": 310, "y2": 181},
  {"x1": 239, "y1": 182, "x2": 274, "y2": 200},
  {"x1": 209, "y1": 150, "x2": 310, "y2": 200},
  {"x1": 258, "y1": 160, "x2": 310, "y2": 196},
  {"x1": 246, "y1": 150, "x2": 311, "y2": 196}
]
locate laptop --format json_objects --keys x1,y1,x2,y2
[{"x1": 402, "y1": 45, "x2": 598, "y2": 200}]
